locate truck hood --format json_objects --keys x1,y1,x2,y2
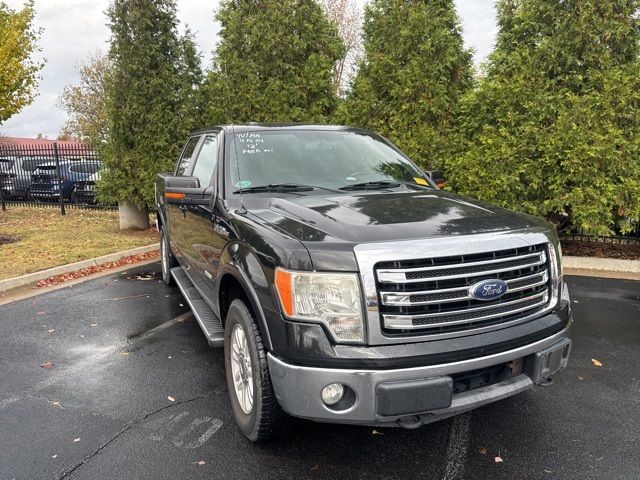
[{"x1": 248, "y1": 190, "x2": 551, "y2": 246}]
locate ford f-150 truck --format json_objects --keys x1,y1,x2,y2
[{"x1": 155, "y1": 124, "x2": 572, "y2": 442}]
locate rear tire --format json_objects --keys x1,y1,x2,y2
[
  {"x1": 160, "y1": 225, "x2": 176, "y2": 285},
  {"x1": 224, "y1": 299, "x2": 287, "y2": 442}
]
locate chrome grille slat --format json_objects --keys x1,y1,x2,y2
[
  {"x1": 377, "y1": 252, "x2": 546, "y2": 284},
  {"x1": 380, "y1": 271, "x2": 548, "y2": 306},
  {"x1": 375, "y1": 243, "x2": 552, "y2": 335},
  {"x1": 383, "y1": 294, "x2": 549, "y2": 330},
  {"x1": 378, "y1": 250, "x2": 542, "y2": 275}
]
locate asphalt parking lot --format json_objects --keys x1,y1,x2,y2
[{"x1": 0, "y1": 263, "x2": 638, "y2": 480}]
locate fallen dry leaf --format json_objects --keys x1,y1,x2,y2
[
  {"x1": 90, "y1": 324, "x2": 98, "y2": 327},
  {"x1": 41, "y1": 362, "x2": 54, "y2": 369},
  {"x1": 479, "y1": 447, "x2": 488, "y2": 455},
  {"x1": 168, "y1": 396, "x2": 175, "y2": 402},
  {"x1": 196, "y1": 460, "x2": 206, "y2": 466},
  {"x1": 48, "y1": 329, "x2": 55, "y2": 333},
  {"x1": 495, "y1": 455, "x2": 504, "y2": 464},
  {"x1": 35, "y1": 251, "x2": 160, "y2": 288},
  {"x1": 578, "y1": 375, "x2": 584, "y2": 380},
  {"x1": 120, "y1": 352, "x2": 130, "y2": 358},
  {"x1": 73, "y1": 438, "x2": 80, "y2": 443},
  {"x1": 591, "y1": 359, "x2": 603, "y2": 367},
  {"x1": 37, "y1": 311, "x2": 45, "y2": 315}
]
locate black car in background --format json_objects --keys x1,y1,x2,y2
[
  {"x1": 0, "y1": 156, "x2": 48, "y2": 199},
  {"x1": 71, "y1": 170, "x2": 101, "y2": 204},
  {"x1": 28, "y1": 160, "x2": 102, "y2": 202}
]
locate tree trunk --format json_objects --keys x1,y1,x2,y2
[{"x1": 118, "y1": 202, "x2": 149, "y2": 230}]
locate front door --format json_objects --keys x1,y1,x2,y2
[
  {"x1": 180, "y1": 133, "x2": 224, "y2": 303},
  {"x1": 167, "y1": 135, "x2": 202, "y2": 268}
]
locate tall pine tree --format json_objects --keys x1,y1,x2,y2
[
  {"x1": 202, "y1": 0, "x2": 344, "y2": 124},
  {"x1": 100, "y1": 0, "x2": 202, "y2": 225},
  {"x1": 449, "y1": 0, "x2": 640, "y2": 234},
  {"x1": 340, "y1": 0, "x2": 473, "y2": 169}
]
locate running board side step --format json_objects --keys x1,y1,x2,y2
[{"x1": 171, "y1": 267, "x2": 224, "y2": 347}]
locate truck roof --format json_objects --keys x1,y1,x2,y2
[{"x1": 191, "y1": 124, "x2": 363, "y2": 135}]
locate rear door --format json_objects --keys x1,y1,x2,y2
[{"x1": 167, "y1": 135, "x2": 202, "y2": 267}]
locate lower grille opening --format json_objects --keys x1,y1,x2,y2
[{"x1": 451, "y1": 358, "x2": 524, "y2": 395}]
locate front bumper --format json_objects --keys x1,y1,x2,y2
[{"x1": 268, "y1": 328, "x2": 571, "y2": 427}]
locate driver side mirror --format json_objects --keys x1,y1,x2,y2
[
  {"x1": 163, "y1": 175, "x2": 213, "y2": 205},
  {"x1": 425, "y1": 170, "x2": 445, "y2": 189}
]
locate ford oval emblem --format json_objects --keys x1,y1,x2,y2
[{"x1": 469, "y1": 279, "x2": 508, "y2": 301}]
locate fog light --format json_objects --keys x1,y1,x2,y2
[{"x1": 321, "y1": 383, "x2": 344, "y2": 405}]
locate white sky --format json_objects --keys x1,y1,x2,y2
[{"x1": 1, "y1": 0, "x2": 497, "y2": 138}]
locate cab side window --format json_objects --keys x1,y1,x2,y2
[
  {"x1": 175, "y1": 136, "x2": 201, "y2": 176},
  {"x1": 190, "y1": 134, "x2": 219, "y2": 187}
]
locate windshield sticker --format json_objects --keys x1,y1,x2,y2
[
  {"x1": 235, "y1": 180, "x2": 252, "y2": 189},
  {"x1": 414, "y1": 177, "x2": 428, "y2": 186}
]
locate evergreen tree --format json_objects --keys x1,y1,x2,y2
[
  {"x1": 100, "y1": 0, "x2": 203, "y2": 218},
  {"x1": 449, "y1": 0, "x2": 640, "y2": 234},
  {"x1": 202, "y1": 0, "x2": 344, "y2": 124},
  {"x1": 340, "y1": 0, "x2": 473, "y2": 169}
]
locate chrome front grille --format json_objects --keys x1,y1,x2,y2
[{"x1": 375, "y1": 244, "x2": 551, "y2": 335}]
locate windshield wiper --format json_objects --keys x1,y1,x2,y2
[
  {"x1": 338, "y1": 180, "x2": 402, "y2": 191},
  {"x1": 232, "y1": 183, "x2": 342, "y2": 194},
  {"x1": 339, "y1": 180, "x2": 433, "y2": 191}
]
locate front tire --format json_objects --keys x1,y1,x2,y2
[
  {"x1": 160, "y1": 225, "x2": 176, "y2": 285},
  {"x1": 224, "y1": 299, "x2": 286, "y2": 442}
]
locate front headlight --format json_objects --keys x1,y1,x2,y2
[{"x1": 274, "y1": 268, "x2": 364, "y2": 343}]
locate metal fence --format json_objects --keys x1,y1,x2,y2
[
  {"x1": 0, "y1": 142, "x2": 111, "y2": 215},
  {"x1": 562, "y1": 229, "x2": 640, "y2": 245}
]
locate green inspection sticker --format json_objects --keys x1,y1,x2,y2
[{"x1": 235, "y1": 180, "x2": 252, "y2": 189}]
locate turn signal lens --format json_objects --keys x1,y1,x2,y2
[
  {"x1": 274, "y1": 269, "x2": 294, "y2": 316},
  {"x1": 165, "y1": 192, "x2": 185, "y2": 199}
]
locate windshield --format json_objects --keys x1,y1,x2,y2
[{"x1": 226, "y1": 129, "x2": 432, "y2": 193}]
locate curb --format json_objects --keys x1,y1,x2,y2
[
  {"x1": 563, "y1": 255, "x2": 640, "y2": 274},
  {"x1": 0, "y1": 243, "x2": 160, "y2": 292}
]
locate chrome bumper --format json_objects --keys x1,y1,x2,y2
[{"x1": 268, "y1": 328, "x2": 571, "y2": 427}]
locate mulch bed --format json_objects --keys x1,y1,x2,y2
[
  {"x1": 561, "y1": 239, "x2": 640, "y2": 261},
  {"x1": 35, "y1": 250, "x2": 160, "y2": 288}
]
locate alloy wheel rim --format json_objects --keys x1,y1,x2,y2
[{"x1": 230, "y1": 324, "x2": 254, "y2": 414}]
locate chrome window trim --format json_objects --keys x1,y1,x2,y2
[{"x1": 354, "y1": 230, "x2": 561, "y2": 346}]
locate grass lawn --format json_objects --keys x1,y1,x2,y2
[{"x1": 0, "y1": 206, "x2": 158, "y2": 280}]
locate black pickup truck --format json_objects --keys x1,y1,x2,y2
[{"x1": 155, "y1": 124, "x2": 572, "y2": 442}]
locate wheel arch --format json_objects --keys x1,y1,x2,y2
[{"x1": 218, "y1": 266, "x2": 273, "y2": 351}]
